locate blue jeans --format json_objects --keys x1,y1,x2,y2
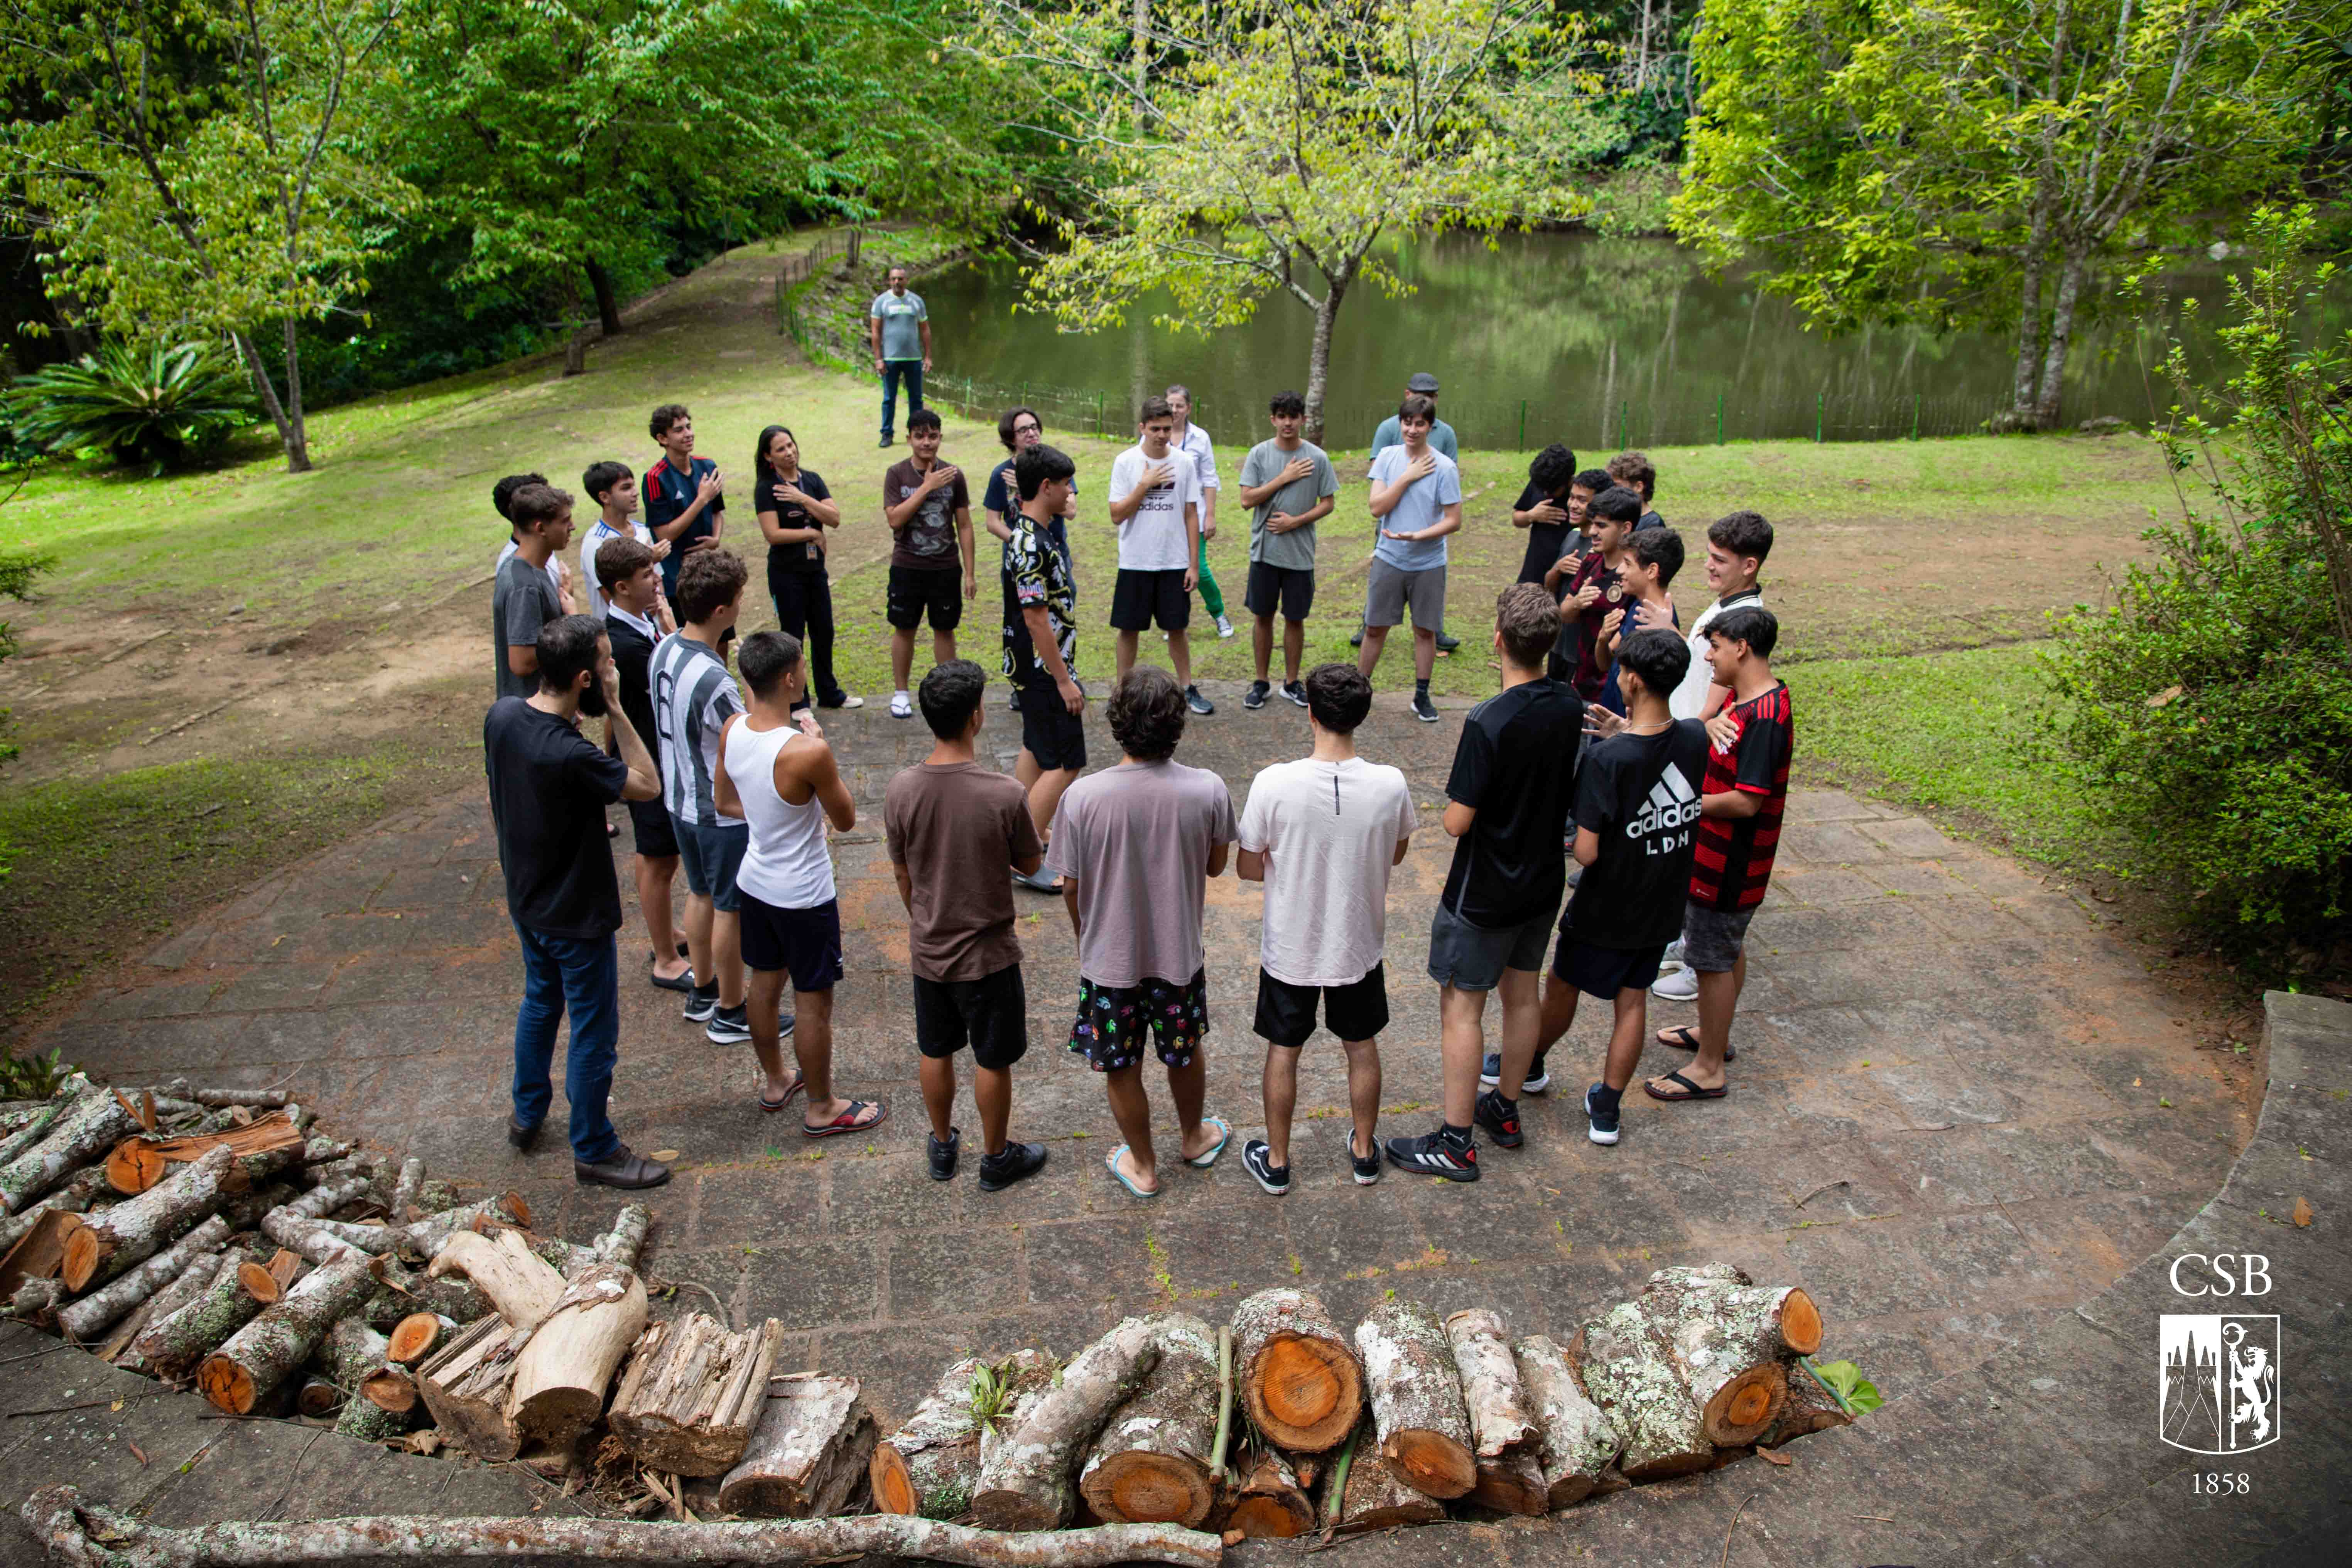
[
  {"x1": 510, "y1": 923, "x2": 622, "y2": 1164},
  {"x1": 880, "y1": 360, "x2": 924, "y2": 437}
]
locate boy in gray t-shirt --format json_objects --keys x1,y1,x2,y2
[{"x1": 1236, "y1": 390, "x2": 1339, "y2": 709}]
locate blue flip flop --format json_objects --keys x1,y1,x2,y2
[
  {"x1": 1106, "y1": 1146, "x2": 1158, "y2": 1199},
  {"x1": 1185, "y1": 1115, "x2": 1233, "y2": 1169}
]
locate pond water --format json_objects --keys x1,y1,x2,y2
[{"x1": 918, "y1": 230, "x2": 2349, "y2": 451}]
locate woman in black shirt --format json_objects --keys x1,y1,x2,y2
[{"x1": 752, "y1": 424, "x2": 856, "y2": 711}]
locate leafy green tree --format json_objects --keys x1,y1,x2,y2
[
  {"x1": 1675, "y1": 0, "x2": 2325, "y2": 430},
  {"x1": 0, "y1": 0, "x2": 410, "y2": 471},
  {"x1": 970, "y1": 0, "x2": 1589, "y2": 441}
]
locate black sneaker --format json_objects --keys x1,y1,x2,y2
[
  {"x1": 1282, "y1": 681, "x2": 1309, "y2": 709},
  {"x1": 1348, "y1": 627, "x2": 1364, "y2": 648},
  {"x1": 682, "y1": 979, "x2": 717, "y2": 1023},
  {"x1": 1478, "y1": 1053, "x2": 1551, "y2": 1095},
  {"x1": 507, "y1": 1115, "x2": 541, "y2": 1151},
  {"x1": 1412, "y1": 691, "x2": 1440, "y2": 723},
  {"x1": 1435, "y1": 631, "x2": 1461, "y2": 653},
  {"x1": 1244, "y1": 680, "x2": 1269, "y2": 711},
  {"x1": 878, "y1": 433, "x2": 894, "y2": 448},
  {"x1": 928, "y1": 1127, "x2": 960, "y2": 1182},
  {"x1": 574, "y1": 1145, "x2": 672, "y2": 1189},
  {"x1": 1242, "y1": 1138, "x2": 1290, "y2": 1196},
  {"x1": 1475, "y1": 1089, "x2": 1523, "y2": 1149},
  {"x1": 1185, "y1": 685, "x2": 1215, "y2": 716},
  {"x1": 979, "y1": 1141, "x2": 1049, "y2": 1192},
  {"x1": 1383, "y1": 1129, "x2": 1479, "y2": 1182},
  {"x1": 1349, "y1": 1138, "x2": 1381, "y2": 1186},
  {"x1": 1585, "y1": 1084, "x2": 1622, "y2": 1147},
  {"x1": 706, "y1": 1004, "x2": 751, "y2": 1045}
]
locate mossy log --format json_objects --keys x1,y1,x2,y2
[
  {"x1": 1217, "y1": 1447, "x2": 1313, "y2": 1539},
  {"x1": 871, "y1": 1349, "x2": 1055, "y2": 1521},
  {"x1": 0, "y1": 1089, "x2": 137, "y2": 1213},
  {"x1": 609, "y1": 1312, "x2": 785, "y2": 1477},
  {"x1": 1229, "y1": 1288, "x2": 1362, "y2": 1454},
  {"x1": 60, "y1": 1144, "x2": 238, "y2": 1292},
  {"x1": 1351, "y1": 1299, "x2": 1474, "y2": 1499},
  {"x1": 0, "y1": 1166, "x2": 111, "y2": 1256},
  {"x1": 20, "y1": 1484, "x2": 1226, "y2": 1568},
  {"x1": 1762, "y1": 1365, "x2": 1852, "y2": 1446},
  {"x1": 971, "y1": 1315, "x2": 1162, "y2": 1532},
  {"x1": 56, "y1": 1213, "x2": 231, "y2": 1341},
  {"x1": 196, "y1": 1252, "x2": 377, "y2": 1415},
  {"x1": 1079, "y1": 1314, "x2": 1219, "y2": 1528},
  {"x1": 717, "y1": 1375, "x2": 879, "y2": 1519},
  {"x1": 390, "y1": 1158, "x2": 425, "y2": 1217},
  {"x1": 1322, "y1": 1422, "x2": 1444, "y2": 1535},
  {"x1": 1570, "y1": 1308, "x2": 1714, "y2": 1481},
  {"x1": 106, "y1": 1246, "x2": 228, "y2": 1372},
  {"x1": 134, "y1": 1255, "x2": 267, "y2": 1382},
  {"x1": 594, "y1": 1203, "x2": 653, "y2": 1269},
  {"x1": 1513, "y1": 1335, "x2": 1621, "y2": 1508}
]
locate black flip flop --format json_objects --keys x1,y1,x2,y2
[
  {"x1": 1645, "y1": 1069, "x2": 1727, "y2": 1103},
  {"x1": 758, "y1": 1077, "x2": 805, "y2": 1114},
  {"x1": 649, "y1": 968, "x2": 694, "y2": 993},
  {"x1": 1656, "y1": 1024, "x2": 1735, "y2": 1062}
]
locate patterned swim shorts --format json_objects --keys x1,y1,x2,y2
[{"x1": 1068, "y1": 968, "x2": 1209, "y2": 1072}]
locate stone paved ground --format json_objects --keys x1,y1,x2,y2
[{"x1": 35, "y1": 683, "x2": 2248, "y2": 1439}]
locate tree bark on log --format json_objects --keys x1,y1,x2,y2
[
  {"x1": 400, "y1": 1193, "x2": 530, "y2": 1256},
  {"x1": 1570, "y1": 1309, "x2": 1715, "y2": 1481},
  {"x1": 971, "y1": 1315, "x2": 1162, "y2": 1532},
  {"x1": 261, "y1": 1210, "x2": 383, "y2": 1266},
  {"x1": 1513, "y1": 1335, "x2": 1621, "y2": 1508},
  {"x1": 872, "y1": 1349, "x2": 1055, "y2": 1521},
  {"x1": 507, "y1": 1263, "x2": 648, "y2": 1448},
  {"x1": 61, "y1": 1144, "x2": 237, "y2": 1292},
  {"x1": 390, "y1": 1158, "x2": 425, "y2": 1217},
  {"x1": 717, "y1": 1374, "x2": 879, "y2": 1518},
  {"x1": 317, "y1": 1314, "x2": 417, "y2": 1414},
  {"x1": 197, "y1": 1252, "x2": 376, "y2": 1414},
  {"x1": 20, "y1": 1485, "x2": 1227, "y2": 1568},
  {"x1": 295, "y1": 1377, "x2": 344, "y2": 1419},
  {"x1": 1443, "y1": 1309, "x2": 1536, "y2": 1456},
  {"x1": 1351, "y1": 1300, "x2": 1475, "y2": 1499},
  {"x1": 609, "y1": 1312, "x2": 785, "y2": 1477},
  {"x1": 278, "y1": 1178, "x2": 376, "y2": 1224},
  {"x1": 1079, "y1": 1314, "x2": 1218, "y2": 1527},
  {"x1": 1230, "y1": 1288, "x2": 1362, "y2": 1454},
  {"x1": 1464, "y1": 1443, "x2": 1548, "y2": 1516},
  {"x1": 594, "y1": 1204, "x2": 652, "y2": 1269},
  {"x1": 1634, "y1": 1273, "x2": 1807, "y2": 1446},
  {"x1": 358, "y1": 1263, "x2": 486, "y2": 1331},
  {"x1": 56, "y1": 1213, "x2": 231, "y2": 1341},
  {"x1": 107, "y1": 1246, "x2": 226, "y2": 1371},
  {"x1": 0, "y1": 1090, "x2": 137, "y2": 1213},
  {"x1": 135, "y1": 1255, "x2": 267, "y2": 1382},
  {"x1": 0, "y1": 1166, "x2": 111, "y2": 1255},
  {"x1": 1762, "y1": 1365, "x2": 1851, "y2": 1446},
  {"x1": 334, "y1": 1387, "x2": 420, "y2": 1443},
  {"x1": 0, "y1": 1089, "x2": 73, "y2": 1168},
  {"x1": 415, "y1": 1315, "x2": 530, "y2": 1461},
  {"x1": 1323, "y1": 1425, "x2": 1444, "y2": 1534},
  {"x1": 425, "y1": 1228, "x2": 566, "y2": 1328},
  {"x1": 181, "y1": 1088, "x2": 292, "y2": 1109},
  {"x1": 1218, "y1": 1448, "x2": 1313, "y2": 1538},
  {"x1": 104, "y1": 1115, "x2": 302, "y2": 1196},
  {"x1": 1639, "y1": 1266, "x2": 1820, "y2": 1357}
]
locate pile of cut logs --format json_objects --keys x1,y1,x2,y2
[{"x1": 5, "y1": 1077, "x2": 1853, "y2": 1568}]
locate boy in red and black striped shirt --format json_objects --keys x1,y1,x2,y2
[{"x1": 1647, "y1": 604, "x2": 1790, "y2": 1104}]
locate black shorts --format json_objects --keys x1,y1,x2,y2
[
  {"x1": 740, "y1": 895, "x2": 844, "y2": 992},
  {"x1": 1551, "y1": 933, "x2": 1668, "y2": 1001},
  {"x1": 1109, "y1": 567, "x2": 1192, "y2": 632},
  {"x1": 1254, "y1": 963, "x2": 1388, "y2": 1048},
  {"x1": 887, "y1": 565, "x2": 963, "y2": 631},
  {"x1": 1070, "y1": 969, "x2": 1208, "y2": 1071},
  {"x1": 914, "y1": 965, "x2": 1030, "y2": 1071},
  {"x1": 1018, "y1": 678, "x2": 1088, "y2": 772},
  {"x1": 626, "y1": 797, "x2": 677, "y2": 859},
  {"x1": 1244, "y1": 562, "x2": 1315, "y2": 621}
]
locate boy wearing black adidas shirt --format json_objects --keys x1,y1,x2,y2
[{"x1": 1484, "y1": 628, "x2": 1706, "y2": 1151}]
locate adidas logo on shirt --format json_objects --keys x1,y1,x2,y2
[{"x1": 1626, "y1": 763, "x2": 1703, "y2": 843}]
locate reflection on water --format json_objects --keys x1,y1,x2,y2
[{"x1": 919, "y1": 231, "x2": 2350, "y2": 450}]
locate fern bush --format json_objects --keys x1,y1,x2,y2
[{"x1": 10, "y1": 341, "x2": 255, "y2": 473}]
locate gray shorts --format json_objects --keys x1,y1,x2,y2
[
  {"x1": 1427, "y1": 900, "x2": 1557, "y2": 992},
  {"x1": 1364, "y1": 559, "x2": 1446, "y2": 629},
  {"x1": 1680, "y1": 901, "x2": 1756, "y2": 972},
  {"x1": 673, "y1": 817, "x2": 749, "y2": 914}
]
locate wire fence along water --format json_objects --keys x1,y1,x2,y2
[{"x1": 779, "y1": 254, "x2": 2043, "y2": 450}]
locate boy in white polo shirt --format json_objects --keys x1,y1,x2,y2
[{"x1": 1108, "y1": 395, "x2": 1211, "y2": 716}]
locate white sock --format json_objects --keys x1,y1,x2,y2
[{"x1": 894, "y1": 689, "x2": 910, "y2": 704}]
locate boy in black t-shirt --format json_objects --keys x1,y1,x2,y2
[
  {"x1": 1384, "y1": 584, "x2": 1585, "y2": 1183},
  {"x1": 1509, "y1": 444, "x2": 1578, "y2": 585},
  {"x1": 1484, "y1": 628, "x2": 1707, "y2": 1152}
]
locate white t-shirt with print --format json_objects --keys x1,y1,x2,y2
[{"x1": 1109, "y1": 442, "x2": 1202, "y2": 572}]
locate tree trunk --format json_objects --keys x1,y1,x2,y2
[
  {"x1": 717, "y1": 1374, "x2": 879, "y2": 1518},
  {"x1": 1763, "y1": 1365, "x2": 1853, "y2": 1446},
  {"x1": 594, "y1": 1203, "x2": 653, "y2": 1269},
  {"x1": 21, "y1": 1485, "x2": 1227, "y2": 1568},
  {"x1": 2032, "y1": 249, "x2": 2088, "y2": 430},
  {"x1": 610, "y1": 1312, "x2": 785, "y2": 1477},
  {"x1": 1231, "y1": 1288, "x2": 1361, "y2": 1454},
  {"x1": 1302, "y1": 286, "x2": 1345, "y2": 447},
  {"x1": 198, "y1": 1252, "x2": 376, "y2": 1414},
  {"x1": 872, "y1": 1349, "x2": 1055, "y2": 1521},
  {"x1": 507, "y1": 1263, "x2": 648, "y2": 1448},
  {"x1": 1351, "y1": 1299, "x2": 1475, "y2": 1499},
  {"x1": 972, "y1": 1316, "x2": 1162, "y2": 1531},
  {"x1": 56, "y1": 1213, "x2": 230, "y2": 1340},
  {"x1": 277, "y1": 317, "x2": 311, "y2": 473},
  {"x1": 1322, "y1": 1423, "x2": 1443, "y2": 1534},
  {"x1": 134, "y1": 1254, "x2": 267, "y2": 1381},
  {"x1": 1444, "y1": 1309, "x2": 1544, "y2": 1514},
  {"x1": 2008, "y1": 253, "x2": 2047, "y2": 426},
  {"x1": 1217, "y1": 1447, "x2": 1312, "y2": 1538},
  {"x1": 1569, "y1": 1308, "x2": 1713, "y2": 1480},
  {"x1": 227, "y1": 330, "x2": 308, "y2": 474},
  {"x1": 61, "y1": 1144, "x2": 237, "y2": 1292},
  {"x1": 1079, "y1": 1314, "x2": 1219, "y2": 1527},
  {"x1": 425, "y1": 1228, "x2": 567, "y2": 1329},
  {"x1": 0, "y1": 1088, "x2": 138, "y2": 1213},
  {"x1": 585, "y1": 258, "x2": 624, "y2": 337},
  {"x1": 106, "y1": 1246, "x2": 227, "y2": 1371},
  {"x1": 1513, "y1": 1335, "x2": 1621, "y2": 1508}
]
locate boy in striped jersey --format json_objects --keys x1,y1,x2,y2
[{"x1": 1648, "y1": 606, "x2": 1791, "y2": 1104}]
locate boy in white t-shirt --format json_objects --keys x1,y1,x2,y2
[
  {"x1": 1236, "y1": 663, "x2": 1415, "y2": 1195},
  {"x1": 577, "y1": 461, "x2": 672, "y2": 624},
  {"x1": 1667, "y1": 510, "x2": 1772, "y2": 721},
  {"x1": 1107, "y1": 396, "x2": 1211, "y2": 716}
]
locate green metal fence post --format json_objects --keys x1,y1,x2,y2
[
  {"x1": 1518, "y1": 399, "x2": 1526, "y2": 449},
  {"x1": 1716, "y1": 392, "x2": 1724, "y2": 446},
  {"x1": 1913, "y1": 392, "x2": 1921, "y2": 441},
  {"x1": 1619, "y1": 400, "x2": 1629, "y2": 448},
  {"x1": 1815, "y1": 392, "x2": 1824, "y2": 444}
]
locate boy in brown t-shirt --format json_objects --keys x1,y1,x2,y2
[{"x1": 883, "y1": 658, "x2": 1051, "y2": 1190}]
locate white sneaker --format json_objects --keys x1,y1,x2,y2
[
  {"x1": 1216, "y1": 614, "x2": 1236, "y2": 639},
  {"x1": 1651, "y1": 963, "x2": 1699, "y2": 1002},
  {"x1": 1663, "y1": 937, "x2": 1685, "y2": 965},
  {"x1": 889, "y1": 692, "x2": 913, "y2": 719}
]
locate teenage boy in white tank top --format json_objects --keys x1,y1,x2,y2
[{"x1": 715, "y1": 631, "x2": 886, "y2": 1139}]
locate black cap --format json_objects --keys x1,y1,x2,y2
[{"x1": 1405, "y1": 372, "x2": 1440, "y2": 393}]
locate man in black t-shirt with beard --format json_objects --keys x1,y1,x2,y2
[{"x1": 1384, "y1": 584, "x2": 1585, "y2": 1184}]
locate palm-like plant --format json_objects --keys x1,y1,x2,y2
[{"x1": 10, "y1": 342, "x2": 256, "y2": 474}]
